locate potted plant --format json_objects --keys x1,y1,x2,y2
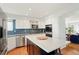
[{"x1": 66, "y1": 25, "x2": 74, "y2": 35}]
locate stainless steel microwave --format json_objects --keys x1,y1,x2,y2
[
  {"x1": 31, "y1": 24, "x2": 38, "y2": 29},
  {"x1": 45, "y1": 24, "x2": 52, "y2": 32}
]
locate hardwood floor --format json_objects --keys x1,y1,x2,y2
[
  {"x1": 6, "y1": 45, "x2": 40, "y2": 55},
  {"x1": 61, "y1": 43, "x2": 79, "y2": 55},
  {"x1": 6, "y1": 43, "x2": 79, "y2": 55},
  {"x1": 7, "y1": 47, "x2": 28, "y2": 55}
]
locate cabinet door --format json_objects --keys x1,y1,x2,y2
[
  {"x1": 7, "y1": 37, "x2": 16, "y2": 51},
  {"x1": 38, "y1": 21, "x2": 45, "y2": 28},
  {"x1": 16, "y1": 20, "x2": 30, "y2": 29},
  {"x1": 27, "y1": 39, "x2": 40, "y2": 55}
]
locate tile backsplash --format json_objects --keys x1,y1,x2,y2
[{"x1": 7, "y1": 28, "x2": 45, "y2": 36}]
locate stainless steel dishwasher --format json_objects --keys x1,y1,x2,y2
[{"x1": 16, "y1": 35, "x2": 25, "y2": 47}]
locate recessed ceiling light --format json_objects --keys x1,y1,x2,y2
[{"x1": 28, "y1": 8, "x2": 32, "y2": 11}]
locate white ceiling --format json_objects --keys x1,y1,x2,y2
[{"x1": 0, "y1": 3, "x2": 79, "y2": 18}]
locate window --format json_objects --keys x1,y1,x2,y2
[{"x1": 7, "y1": 21, "x2": 13, "y2": 31}]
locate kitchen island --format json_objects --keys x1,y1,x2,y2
[{"x1": 25, "y1": 33, "x2": 65, "y2": 55}]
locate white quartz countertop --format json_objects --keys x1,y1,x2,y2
[{"x1": 25, "y1": 34, "x2": 65, "y2": 53}]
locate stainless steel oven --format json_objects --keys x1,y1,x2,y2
[{"x1": 45, "y1": 24, "x2": 52, "y2": 37}]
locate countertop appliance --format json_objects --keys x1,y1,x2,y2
[{"x1": 45, "y1": 24, "x2": 52, "y2": 37}]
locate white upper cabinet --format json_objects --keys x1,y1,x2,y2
[
  {"x1": 16, "y1": 19, "x2": 31, "y2": 29},
  {"x1": 38, "y1": 16, "x2": 52, "y2": 29},
  {"x1": 16, "y1": 18, "x2": 40, "y2": 29},
  {"x1": 38, "y1": 20, "x2": 45, "y2": 28},
  {"x1": 29, "y1": 19, "x2": 38, "y2": 25},
  {"x1": 45, "y1": 16, "x2": 52, "y2": 25}
]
